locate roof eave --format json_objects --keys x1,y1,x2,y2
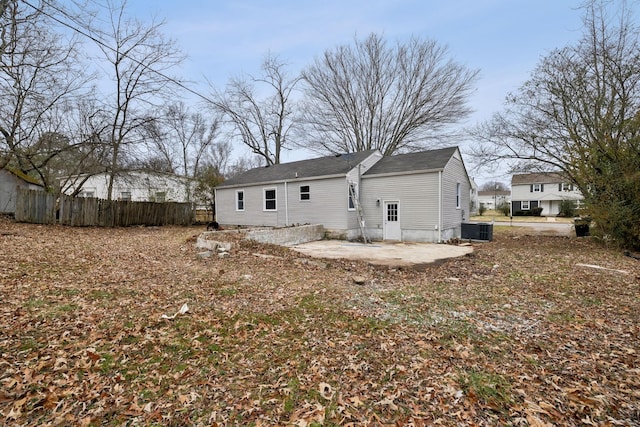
[
  {"x1": 363, "y1": 167, "x2": 445, "y2": 179},
  {"x1": 217, "y1": 172, "x2": 349, "y2": 189}
]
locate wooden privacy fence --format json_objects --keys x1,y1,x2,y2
[{"x1": 15, "y1": 189, "x2": 194, "y2": 227}]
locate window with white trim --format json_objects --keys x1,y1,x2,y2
[
  {"x1": 264, "y1": 188, "x2": 276, "y2": 211},
  {"x1": 456, "y1": 183, "x2": 461, "y2": 209},
  {"x1": 236, "y1": 190, "x2": 244, "y2": 211},
  {"x1": 347, "y1": 183, "x2": 356, "y2": 210},
  {"x1": 300, "y1": 185, "x2": 310, "y2": 201},
  {"x1": 522, "y1": 200, "x2": 530, "y2": 210},
  {"x1": 532, "y1": 183, "x2": 542, "y2": 192},
  {"x1": 119, "y1": 191, "x2": 131, "y2": 201}
]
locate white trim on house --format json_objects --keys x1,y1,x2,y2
[
  {"x1": 299, "y1": 184, "x2": 310, "y2": 201},
  {"x1": 235, "y1": 189, "x2": 245, "y2": 211},
  {"x1": 263, "y1": 187, "x2": 277, "y2": 211}
]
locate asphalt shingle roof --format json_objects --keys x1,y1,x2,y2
[
  {"x1": 218, "y1": 150, "x2": 379, "y2": 187},
  {"x1": 511, "y1": 172, "x2": 566, "y2": 185},
  {"x1": 364, "y1": 146, "x2": 457, "y2": 176},
  {"x1": 219, "y1": 146, "x2": 460, "y2": 187}
]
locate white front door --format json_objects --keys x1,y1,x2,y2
[{"x1": 383, "y1": 201, "x2": 401, "y2": 240}]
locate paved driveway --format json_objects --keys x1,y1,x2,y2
[{"x1": 493, "y1": 221, "x2": 575, "y2": 236}]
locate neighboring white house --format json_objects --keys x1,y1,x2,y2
[
  {"x1": 477, "y1": 190, "x2": 511, "y2": 210},
  {"x1": 511, "y1": 172, "x2": 583, "y2": 216},
  {"x1": 469, "y1": 178, "x2": 479, "y2": 215},
  {"x1": 215, "y1": 146, "x2": 472, "y2": 243},
  {"x1": 0, "y1": 168, "x2": 43, "y2": 215},
  {"x1": 61, "y1": 171, "x2": 194, "y2": 203}
]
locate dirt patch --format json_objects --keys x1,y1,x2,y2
[{"x1": 1, "y1": 219, "x2": 638, "y2": 425}]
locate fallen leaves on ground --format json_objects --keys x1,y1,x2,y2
[{"x1": 0, "y1": 218, "x2": 638, "y2": 426}]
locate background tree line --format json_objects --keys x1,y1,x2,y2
[
  {"x1": 1, "y1": 0, "x2": 638, "y2": 248},
  {"x1": 0, "y1": 0, "x2": 479, "y2": 199}
]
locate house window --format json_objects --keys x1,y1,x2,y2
[
  {"x1": 531, "y1": 183, "x2": 543, "y2": 192},
  {"x1": 236, "y1": 190, "x2": 244, "y2": 211},
  {"x1": 155, "y1": 192, "x2": 166, "y2": 202},
  {"x1": 300, "y1": 185, "x2": 310, "y2": 201},
  {"x1": 80, "y1": 191, "x2": 94, "y2": 198},
  {"x1": 456, "y1": 183, "x2": 461, "y2": 209},
  {"x1": 348, "y1": 183, "x2": 356, "y2": 210},
  {"x1": 119, "y1": 191, "x2": 131, "y2": 201},
  {"x1": 561, "y1": 183, "x2": 574, "y2": 191},
  {"x1": 522, "y1": 200, "x2": 530, "y2": 210},
  {"x1": 264, "y1": 188, "x2": 276, "y2": 211}
]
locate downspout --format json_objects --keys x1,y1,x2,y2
[
  {"x1": 213, "y1": 188, "x2": 217, "y2": 221},
  {"x1": 438, "y1": 171, "x2": 442, "y2": 243},
  {"x1": 284, "y1": 181, "x2": 289, "y2": 226}
]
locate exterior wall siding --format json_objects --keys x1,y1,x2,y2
[
  {"x1": 441, "y1": 155, "x2": 471, "y2": 235},
  {"x1": 216, "y1": 177, "x2": 351, "y2": 231},
  {"x1": 0, "y1": 171, "x2": 41, "y2": 214},
  {"x1": 361, "y1": 172, "x2": 440, "y2": 242},
  {"x1": 285, "y1": 177, "x2": 349, "y2": 230},
  {"x1": 63, "y1": 172, "x2": 193, "y2": 203}
]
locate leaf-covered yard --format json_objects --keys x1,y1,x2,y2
[{"x1": 1, "y1": 218, "x2": 638, "y2": 426}]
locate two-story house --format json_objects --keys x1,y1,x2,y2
[{"x1": 511, "y1": 172, "x2": 583, "y2": 216}]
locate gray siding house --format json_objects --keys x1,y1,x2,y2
[
  {"x1": 0, "y1": 168, "x2": 43, "y2": 215},
  {"x1": 215, "y1": 147, "x2": 471, "y2": 243}
]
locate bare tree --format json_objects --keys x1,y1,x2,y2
[
  {"x1": 470, "y1": 1, "x2": 640, "y2": 249},
  {"x1": 144, "y1": 102, "x2": 222, "y2": 178},
  {"x1": 213, "y1": 53, "x2": 301, "y2": 165},
  {"x1": 479, "y1": 181, "x2": 509, "y2": 192},
  {"x1": 300, "y1": 33, "x2": 479, "y2": 156},
  {"x1": 0, "y1": 0, "x2": 88, "y2": 180},
  {"x1": 87, "y1": 0, "x2": 184, "y2": 200}
]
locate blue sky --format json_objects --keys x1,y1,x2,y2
[{"x1": 121, "y1": 0, "x2": 608, "y2": 181}]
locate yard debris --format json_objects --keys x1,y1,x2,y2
[
  {"x1": 575, "y1": 263, "x2": 629, "y2": 274},
  {"x1": 352, "y1": 275, "x2": 366, "y2": 285},
  {"x1": 318, "y1": 382, "x2": 334, "y2": 400},
  {"x1": 1, "y1": 220, "x2": 638, "y2": 426},
  {"x1": 160, "y1": 303, "x2": 189, "y2": 320},
  {"x1": 623, "y1": 250, "x2": 640, "y2": 260}
]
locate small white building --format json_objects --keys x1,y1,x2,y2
[
  {"x1": 0, "y1": 168, "x2": 43, "y2": 214},
  {"x1": 62, "y1": 171, "x2": 194, "y2": 203}
]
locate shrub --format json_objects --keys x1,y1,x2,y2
[
  {"x1": 531, "y1": 207, "x2": 543, "y2": 216},
  {"x1": 478, "y1": 205, "x2": 487, "y2": 216},
  {"x1": 497, "y1": 201, "x2": 510, "y2": 216},
  {"x1": 558, "y1": 200, "x2": 577, "y2": 217}
]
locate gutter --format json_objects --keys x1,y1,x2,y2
[{"x1": 284, "y1": 181, "x2": 289, "y2": 226}]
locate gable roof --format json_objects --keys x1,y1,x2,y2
[
  {"x1": 218, "y1": 150, "x2": 379, "y2": 187},
  {"x1": 2, "y1": 167, "x2": 43, "y2": 186},
  {"x1": 511, "y1": 172, "x2": 566, "y2": 185},
  {"x1": 478, "y1": 190, "x2": 511, "y2": 197},
  {"x1": 364, "y1": 146, "x2": 458, "y2": 176}
]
